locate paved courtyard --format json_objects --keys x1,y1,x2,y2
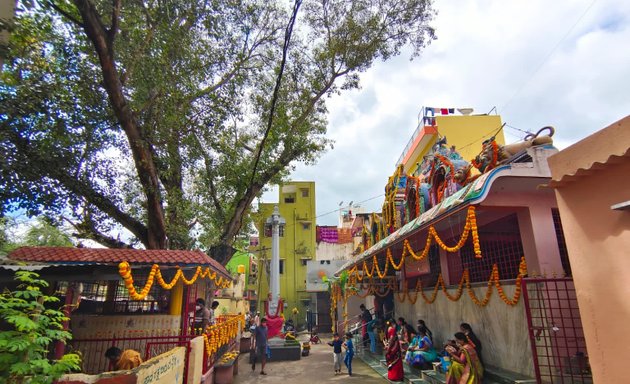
[{"x1": 233, "y1": 336, "x2": 387, "y2": 383}]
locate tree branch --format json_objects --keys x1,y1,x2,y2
[
  {"x1": 108, "y1": 0, "x2": 121, "y2": 43},
  {"x1": 47, "y1": 1, "x2": 84, "y2": 27},
  {"x1": 193, "y1": 133, "x2": 225, "y2": 220},
  {"x1": 5, "y1": 125, "x2": 150, "y2": 246},
  {"x1": 73, "y1": 0, "x2": 166, "y2": 249},
  {"x1": 64, "y1": 216, "x2": 132, "y2": 249},
  {"x1": 248, "y1": 0, "x2": 302, "y2": 188}
]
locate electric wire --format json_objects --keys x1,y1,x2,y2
[{"x1": 500, "y1": 0, "x2": 598, "y2": 113}]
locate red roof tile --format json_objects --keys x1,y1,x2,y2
[{"x1": 8, "y1": 247, "x2": 231, "y2": 278}]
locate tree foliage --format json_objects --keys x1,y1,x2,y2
[
  {"x1": 1, "y1": 218, "x2": 73, "y2": 256},
  {"x1": 0, "y1": 271, "x2": 81, "y2": 383},
  {"x1": 1, "y1": 0, "x2": 435, "y2": 259}
]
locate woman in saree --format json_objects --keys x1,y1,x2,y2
[
  {"x1": 384, "y1": 323, "x2": 404, "y2": 381},
  {"x1": 405, "y1": 327, "x2": 438, "y2": 368},
  {"x1": 445, "y1": 332, "x2": 483, "y2": 384},
  {"x1": 460, "y1": 323, "x2": 483, "y2": 366}
]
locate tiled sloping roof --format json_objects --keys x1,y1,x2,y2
[
  {"x1": 8, "y1": 247, "x2": 231, "y2": 278},
  {"x1": 548, "y1": 115, "x2": 630, "y2": 187}
]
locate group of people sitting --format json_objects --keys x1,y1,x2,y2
[{"x1": 360, "y1": 308, "x2": 484, "y2": 384}]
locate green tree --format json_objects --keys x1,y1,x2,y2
[
  {"x1": 1, "y1": 0, "x2": 436, "y2": 260},
  {"x1": 0, "y1": 270, "x2": 81, "y2": 383},
  {"x1": 0, "y1": 218, "x2": 19, "y2": 255},
  {"x1": 0, "y1": 218, "x2": 72, "y2": 256},
  {"x1": 23, "y1": 218, "x2": 73, "y2": 247}
]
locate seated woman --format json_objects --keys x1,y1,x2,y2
[
  {"x1": 396, "y1": 317, "x2": 416, "y2": 352},
  {"x1": 445, "y1": 332, "x2": 483, "y2": 384},
  {"x1": 417, "y1": 319, "x2": 433, "y2": 343},
  {"x1": 460, "y1": 323, "x2": 483, "y2": 365},
  {"x1": 405, "y1": 327, "x2": 438, "y2": 368}
]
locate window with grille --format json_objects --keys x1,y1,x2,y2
[
  {"x1": 552, "y1": 208, "x2": 572, "y2": 277},
  {"x1": 452, "y1": 213, "x2": 524, "y2": 283},
  {"x1": 56, "y1": 277, "x2": 171, "y2": 315},
  {"x1": 419, "y1": 245, "x2": 441, "y2": 287},
  {"x1": 113, "y1": 275, "x2": 171, "y2": 313},
  {"x1": 300, "y1": 188, "x2": 309, "y2": 197}
]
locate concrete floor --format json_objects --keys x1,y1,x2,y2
[{"x1": 233, "y1": 336, "x2": 388, "y2": 384}]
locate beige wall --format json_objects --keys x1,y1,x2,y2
[
  {"x1": 552, "y1": 160, "x2": 630, "y2": 383},
  {"x1": 71, "y1": 314, "x2": 181, "y2": 339},
  {"x1": 59, "y1": 347, "x2": 186, "y2": 384},
  {"x1": 69, "y1": 315, "x2": 181, "y2": 374},
  {"x1": 395, "y1": 283, "x2": 534, "y2": 377},
  {"x1": 187, "y1": 337, "x2": 204, "y2": 384}
]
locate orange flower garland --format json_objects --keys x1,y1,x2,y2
[
  {"x1": 118, "y1": 262, "x2": 232, "y2": 300},
  {"x1": 346, "y1": 206, "x2": 483, "y2": 284},
  {"x1": 202, "y1": 314, "x2": 245, "y2": 355},
  {"x1": 352, "y1": 257, "x2": 527, "y2": 307}
]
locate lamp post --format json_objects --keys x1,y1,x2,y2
[{"x1": 266, "y1": 206, "x2": 285, "y2": 315}]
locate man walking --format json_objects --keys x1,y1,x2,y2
[{"x1": 251, "y1": 317, "x2": 269, "y2": 375}]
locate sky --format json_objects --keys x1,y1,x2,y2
[{"x1": 261, "y1": 0, "x2": 630, "y2": 225}]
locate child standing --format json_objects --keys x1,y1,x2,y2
[
  {"x1": 343, "y1": 332, "x2": 355, "y2": 376},
  {"x1": 328, "y1": 333, "x2": 343, "y2": 374}
]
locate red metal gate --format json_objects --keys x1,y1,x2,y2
[{"x1": 522, "y1": 278, "x2": 593, "y2": 383}]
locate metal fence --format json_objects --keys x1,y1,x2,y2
[
  {"x1": 70, "y1": 334, "x2": 195, "y2": 380},
  {"x1": 522, "y1": 278, "x2": 592, "y2": 383}
]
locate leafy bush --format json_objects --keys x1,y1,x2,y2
[{"x1": 0, "y1": 271, "x2": 80, "y2": 383}]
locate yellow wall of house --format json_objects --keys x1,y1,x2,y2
[
  {"x1": 253, "y1": 181, "x2": 315, "y2": 324},
  {"x1": 404, "y1": 115, "x2": 505, "y2": 175}
]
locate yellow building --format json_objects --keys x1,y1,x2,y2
[
  {"x1": 253, "y1": 182, "x2": 315, "y2": 325},
  {"x1": 398, "y1": 107, "x2": 505, "y2": 175}
]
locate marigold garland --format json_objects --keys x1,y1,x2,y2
[
  {"x1": 118, "y1": 262, "x2": 232, "y2": 300},
  {"x1": 472, "y1": 140, "x2": 499, "y2": 172},
  {"x1": 347, "y1": 206, "x2": 483, "y2": 284},
  {"x1": 202, "y1": 314, "x2": 245, "y2": 356},
  {"x1": 348, "y1": 257, "x2": 527, "y2": 307}
]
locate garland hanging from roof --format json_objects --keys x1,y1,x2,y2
[
  {"x1": 345, "y1": 257, "x2": 527, "y2": 307},
  {"x1": 118, "y1": 262, "x2": 232, "y2": 300},
  {"x1": 348, "y1": 205, "x2": 482, "y2": 282}
]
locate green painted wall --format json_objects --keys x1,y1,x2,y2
[
  {"x1": 225, "y1": 251, "x2": 252, "y2": 285},
  {"x1": 253, "y1": 181, "x2": 315, "y2": 325}
]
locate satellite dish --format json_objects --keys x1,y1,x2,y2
[
  {"x1": 348, "y1": 201, "x2": 353, "y2": 206},
  {"x1": 457, "y1": 108, "x2": 474, "y2": 115},
  {"x1": 338, "y1": 201, "x2": 344, "y2": 206}
]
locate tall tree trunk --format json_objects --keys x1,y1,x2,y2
[{"x1": 73, "y1": 0, "x2": 166, "y2": 248}]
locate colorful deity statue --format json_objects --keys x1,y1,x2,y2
[
  {"x1": 422, "y1": 137, "x2": 470, "y2": 208},
  {"x1": 382, "y1": 137, "x2": 473, "y2": 233},
  {"x1": 473, "y1": 127, "x2": 555, "y2": 173}
]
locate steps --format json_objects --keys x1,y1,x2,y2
[
  {"x1": 356, "y1": 352, "x2": 428, "y2": 384},
  {"x1": 420, "y1": 365, "x2": 535, "y2": 384},
  {"x1": 357, "y1": 351, "x2": 535, "y2": 384}
]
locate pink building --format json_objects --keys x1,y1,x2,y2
[
  {"x1": 337, "y1": 136, "x2": 592, "y2": 382},
  {"x1": 548, "y1": 115, "x2": 630, "y2": 384}
]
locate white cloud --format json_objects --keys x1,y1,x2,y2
[{"x1": 262, "y1": 0, "x2": 630, "y2": 225}]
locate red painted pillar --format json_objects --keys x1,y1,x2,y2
[{"x1": 54, "y1": 285, "x2": 74, "y2": 359}]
